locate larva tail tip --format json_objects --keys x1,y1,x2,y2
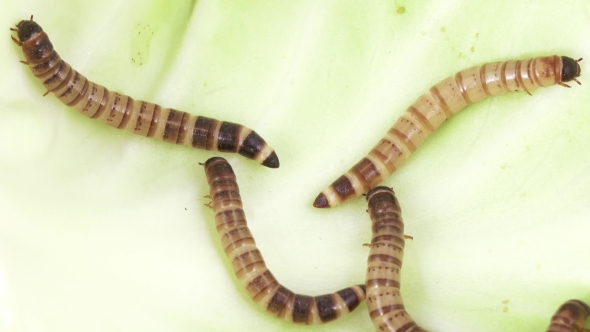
[
  {"x1": 261, "y1": 151, "x2": 279, "y2": 168},
  {"x1": 313, "y1": 193, "x2": 330, "y2": 208}
]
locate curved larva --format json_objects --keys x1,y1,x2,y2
[
  {"x1": 202, "y1": 156, "x2": 366, "y2": 324},
  {"x1": 546, "y1": 300, "x2": 589, "y2": 332},
  {"x1": 11, "y1": 18, "x2": 279, "y2": 168},
  {"x1": 314, "y1": 55, "x2": 582, "y2": 208},
  {"x1": 365, "y1": 186, "x2": 426, "y2": 332}
]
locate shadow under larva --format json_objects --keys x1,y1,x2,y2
[
  {"x1": 10, "y1": 16, "x2": 280, "y2": 168},
  {"x1": 314, "y1": 55, "x2": 582, "y2": 208},
  {"x1": 202, "y1": 156, "x2": 366, "y2": 325}
]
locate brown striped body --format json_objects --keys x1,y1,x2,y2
[
  {"x1": 546, "y1": 300, "x2": 590, "y2": 332},
  {"x1": 12, "y1": 18, "x2": 279, "y2": 168},
  {"x1": 314, "y1": 56, "x2": 582, "y2": 207},
  {"x1": 365, "y1": 187, "x2": 426, "y2": 332},
  {"x1": 203, "y1": 156, "x2": 365, "y2": 324}
]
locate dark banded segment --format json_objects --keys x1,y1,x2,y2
[
  {"x1": 266, "y1": 285, "x2": 294, "y2": 315},
  {"x1": 315, "y1": 294, "x2": 338, "y2": 322},
  {"x1": 292, "y1": 295, "x2": 313, "y2": 323},
  {"x1": 203, "y1": 157, "x2": 365, "y2": 324},
  {"x1": 217, "y1": 122, "x2": 241, "y2": 152},
  {"x1": 337, "y1": 285, "x2": 365, "y2": 312},
  {"x1": 546, "y1": 300, "x2": 589, "y2": 332},
  {"x1": 192, "y1": 116, "x2": 216, "y2": 150},
  {"x1": 238, "y1": 130, "x2": 279, "y2": 168},
  {"x1": 365, "y1": 187, "x2": 426, "y2": 332},
  {"x1": 13, "y1": 18, "x2": 279, "y2": 168},
  {"x1": 162, "y1": 108, "x2": 183, "y2": 142},
  {"x1": 332, "y1": 175, "x2": 356, "y2": 201},
  {"x1": 31, "y1": 51, "x2": 60, "y2": 76},
  {"x1": 314, "y1": 55, "x2": 581, "y2": 208}
]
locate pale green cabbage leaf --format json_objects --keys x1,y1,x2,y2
[{"x1": 1, "y1": 1, "x2": 589, "y2": 331}]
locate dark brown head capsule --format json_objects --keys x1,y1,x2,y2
[
  {"x1": 16, "y1": 20, "x2": 43, "y2": 42},
  {"x1": 561, "y1": 56, "x2": 582, "y2": 83}
]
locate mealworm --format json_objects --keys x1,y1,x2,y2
[
  {"x1": 365, "y1": 186, "x2": 426, "y2": 332},
  {"x1": 546, "y1": 300, "x2": 589, "y2": 332},
  {"x1": 314, "y1": 55, "x2": 582, "y2": 208},
  {"x1": 11, "y1": 17, "x2": 279, "y2": 168},
  {"x1": 202, "y1": 156, "x2": 366, "y2": 324}
]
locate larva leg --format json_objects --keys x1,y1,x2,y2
[
  {"x1": 314, "y1": 55, "x2": 582, "y2": 208},
  {"x1": 11, "y1": 18, "x2": 280, "y2": 168},
  {"x1": 10, "y1": 35, "x2": 22, "y2": 46},
  {"x1": 546, "y1": 300, "x2": 589, "y2": 332},
  {"x1": 365, "y1": 186, "x2": 427, "y2": 332},
  {"x1": 203, "y1": 157, "x2": 366, "y2": 324}
]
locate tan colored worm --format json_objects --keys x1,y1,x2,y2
[
  {"x1": 11, "y1": 17, "x2": 279, "y2": 168},
  {"x1": 314, "y1": 55, "x2": 582, "y2": 208},
  {"x1": 365, "y1": 187, "x2": 590, "y2": 331},
  {"x1": 546, "y1": 300, "x2": 589, "y2": 332},
  {"x1": 365, "y1": 186, "x2": 426, "y2": 332},
  {"x1": 203, "y1": 156, "x2": 365, "y2": 324}
]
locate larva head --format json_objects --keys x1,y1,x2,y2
[
  {"x1": 16, "y1": 19, "x2": 43, "y2": 42},
  {"x1": 561, "y1": 56, "x2": 582, "y2": 83},
  {"x1": 13, "y1": 18, "x2": 54, "y2": 64},
  {"x1": 365, "y1": 186, "x2": 395, "y2": 202},
  {"x1": 204, "y1": 156, "x2": 229, "y2": 170},
  {"x1": 203, "y1": 156, "x2": 236, "y2": 186}
]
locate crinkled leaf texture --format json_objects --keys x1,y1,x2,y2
[{"x1": 1, "y1": 1, "x2": 589, "y2": 331}]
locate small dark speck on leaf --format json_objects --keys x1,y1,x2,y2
[{"x1": 397, "y1": 6, "x2": 406, "y2": 14}]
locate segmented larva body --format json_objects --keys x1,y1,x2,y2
[
  {"x1": 314, "y1": 55, "x2": 582, "y2": 207},
  {"x1": 546, "y1": 300, "x2": 589, "y2": 332},
  {"x1": 203, "y1": 156, "x2": 366, "y2": 324},
  {"x1": 365, "y1": 186, "x2": 426, "y2": 332},
  {"x1": 547, "y1": 300, "x2": 590, "y2": 332},
  {"x1": 11, "y1": 18, "x2": 279, "y2": 168}
]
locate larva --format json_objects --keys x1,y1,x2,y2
[
  {"x1": 546, "y1": 300, "x2": 589, "y2": 332},
  {"x1": 314, "y1": 55, "x2": 582, "y2": 208},
  {"x1": 202, "y1": 156, "x2": 366, "y2": 324},
  {"x1": 365, "y1": 186, "x2": 426, "y2": 332},
  {"x1": 11, "y1": 17, "x2": 279, "y2": 168}
]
